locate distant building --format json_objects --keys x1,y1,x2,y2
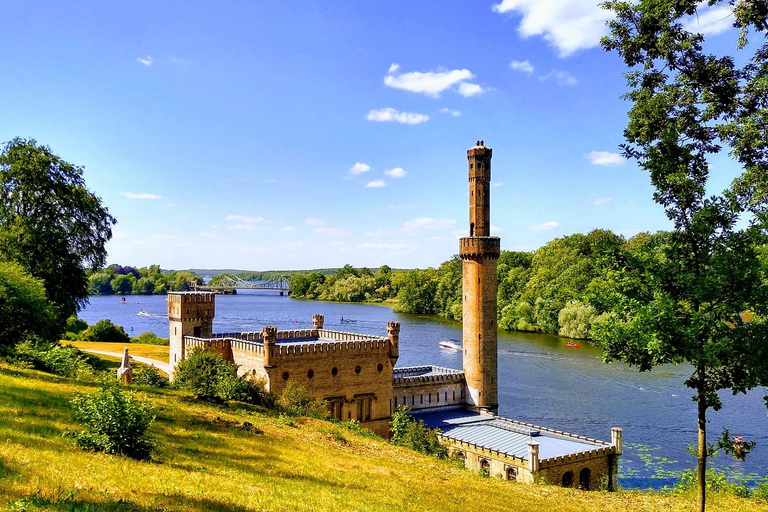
[{"x1": 168, "y1": 141, "x2": 622, "y2": 490}]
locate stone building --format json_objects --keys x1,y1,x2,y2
[{"x1": 168, "y1": 141, "x2": 622, "y2": 490}]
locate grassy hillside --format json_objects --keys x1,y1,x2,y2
[{"x1": 1, "y1": 364, "x2": 765, "y2": 512}]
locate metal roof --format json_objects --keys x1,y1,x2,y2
[{"x1": 409, "y1": 407, "x2": 610, "y2": 460}]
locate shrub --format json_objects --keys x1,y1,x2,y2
[
  {"x1": 82, "y1": 319, "x2": 130, "y2": 344},
  {"x1": 557, "y1": 300, "x2": 597, "y2": 339},
  {"x1": 172, "y1": 348, "x2": 273, "y2": 406},
  {"x1": 390, "y1": 406, "x2": 447, "y2": 458},
  {"x1": 279, "y1": 381, "x2": 327, "y2": 417},
  {"x1": 133, "y1": 365, "x2": 169, "y2": 388},
  {"x1": 131, "y1": 331, "x2": 169, "y2": 345},
  {"x1": 12, "y1": 336, "x2": 103, "y2": 377},
  {"x1": 69, "y1": 383, "x2": 156, "y2": 459}
]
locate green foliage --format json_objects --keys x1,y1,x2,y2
[
  {"x1": 131, "y1": 331, "x2": 169, "y2": 346},
  {"x1": 81, "y1": 319, "x2": 130, "y2": 344},
  {"x1": 279, "y1": 381, "x2": 327, "y2": 417},
  {"x1": 394, "y1": 268, "x2": 439, "y2": 314},
  {"x1": 87, "y1": 265, "x2": 202, "y2": 295},
  {"x1": 173, "y1": 348, "x2": 272, "y2": 405},
  {"x1": 68, "y1": 383, "x2": 156, "y2": 459},
  {"x1": 132, "y1": 365, "x2": 169, "y2": 388},
  {"x1": 0, "y1": 138, "x2": 115, "y2": 330},
  {"x1": 290, "y1": 266, "x2": 397, "y2": 303},
  {"x1": 0, "y1": 261, "x2": 57, "y2": 349},
  {"x1": 390, "y1": 406, "x2": 447, "y2": 459},
  {"x1": 557, "y1": 300, "x2": 597, "y2": 340},
  {"x1": 598, "y1": 1, "x2": 768, "y2": 508},
  {"x1": 12, "y1": 337, "x2": 103, "y2": 377}
]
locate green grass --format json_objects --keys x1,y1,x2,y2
[{"x1": 1, "y1": 363, "x2": 766, "y2": 512}]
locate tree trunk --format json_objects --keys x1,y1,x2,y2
[{"x1": 697, "y1": 385, "x2": 707, "y2": 512}]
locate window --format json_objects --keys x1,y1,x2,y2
[
  {"x1": 507, "y1": 467, "x2": 517, "y2": 481},
  {"x1": 356, "y1": 397, "x2": 372, "y2": 421},
  {"x1": 193, "y1": 326, "x2": 201, "y2": 337},
  {"x1": 332, "y1": 367, "x2": 338, "y2": 376},
  {"x1": 562, "y1": 471, "x2": 574, "y2": 488},
  {"x1": 282, "y1": 372, "x2": 289, "y2": 380},
  {"x1": 377, "y1": 363, "x2": 384, "y2": 372},
  {"x1": 326, "y1": 398, "x2": 343, "y2": 420},
  {"x1": 307, "y1": 369, "x2": 314, "y2": 379},
  {"x1": 579, "y1": 468, "x2": 591, "y2": 490},
  {"x1": 355, "y1": 365, "x2": 361, "y2": 374}
]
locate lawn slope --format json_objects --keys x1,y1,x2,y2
[{"x1": 0, "y1": 364, "x2": 765, "y2": 512}]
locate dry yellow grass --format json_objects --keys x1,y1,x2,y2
[
  {"x1": 0, "y1": 364, "x2": 765, "y2": 512},
  {"x1": 67, "y1": 341, "x2": 169, "y2": 362}
]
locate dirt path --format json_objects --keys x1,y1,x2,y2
[{"x1": 80, "y1": 349, "x2": 171, "y2": 374}]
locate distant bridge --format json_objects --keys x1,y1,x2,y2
[{"x1": 195, "y1": 275, "x2": 290, "y2": 294}]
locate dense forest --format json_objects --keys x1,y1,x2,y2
[
  {"x1": 87, "y1": 265, "x2": 203, "y2": 295},
  {"x1": 289, "y1": 229, "x2": 647, "y2": 340}
]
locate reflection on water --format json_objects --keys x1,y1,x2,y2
[{"x1": 80, "y1": 289, "x2": 768, "y2": 488}]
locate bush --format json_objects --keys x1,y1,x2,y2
[
  {"x1": 69, "y1": 383, "x2": 156, "y2": 459},
  {"x1": 0, "y1": 261, "x2": 58, "y2": 349},
  {"x1": 133, "y1": 365, "x2": 169, "y2": 388},
  {"x1": 131, "y1": 331, "x2": 169, "y2": 345},
  {"x1": 557, "y1": 300, "x2": 597, "y2": 339},
  {"x1": 279, "y1": 381, "x2": 326, "y2": 417},
  {"x1": 390, "y1": 406, "x2": 447, "y2": 458},
  {"x1": 172, "y1": 348, "x2": 273, "y2": 405},
  {"x1": 82, "y1": 319, "x2": 130, "y2": 344},
  {"x1": 12, "y1": 336, "x2": 103, "y2": 377}
]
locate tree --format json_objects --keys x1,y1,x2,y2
[
  {"x1": 0, "y1": 138, "x2": 115, "y2": 330},
  {"x1": 82, "y1": 319, "x2": 130, "y2": 344},
  {"x1": 597, "y1": 3, "x2": 768, "y2": 510},
  {"x1": 0, "y1": 261, "x2": 57, "y2": 349}
]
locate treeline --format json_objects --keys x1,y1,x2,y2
[
  {"x1": 87, "y1": 264, "x2": 202, "y2": 295},
  {"x1": 289, "y1": 229, "x2": 647, "y2": 339}
]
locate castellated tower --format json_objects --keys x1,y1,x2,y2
[
  {"x1": 168, "y1": 292, "x2": 215, "y2": 373},
  {"x1": 460, "y1": 140, "x2": 500, "y2": 413}
]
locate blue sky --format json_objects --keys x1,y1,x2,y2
[{"x1": 0, "y1": 1, "x2": 744, "y2": 270}]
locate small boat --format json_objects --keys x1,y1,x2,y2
[
  {"x1": 565, "y1": 342, "x2": 580, "y2": 348},
  {"x1": 439, "y1": 340, "x2": 462, "y2": 351},
  {"x1": 138, "y1": 310, "x2": 151, "y2": 317}
]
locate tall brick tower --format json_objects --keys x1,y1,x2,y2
[{"x1": 460, "y1": 140, "x2": 500, "y2": 413}]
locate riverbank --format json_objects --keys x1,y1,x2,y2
[{"x1": 2, "y1": 363, "x2": 765, "y2": 512}]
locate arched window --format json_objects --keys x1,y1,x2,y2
[
  {"x1": 562, "y1": 471, "x2": 574, "y2": 488},
  {"x1": 579, "y1": 468, "x2": 591, "y2": 490},
  {"x1": 479, "y1": 459, "x2": 491, "y2": 475},
  {"x1": 506, "y1": 467, "x2": 517, "y2": 481}
]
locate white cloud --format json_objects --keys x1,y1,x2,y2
[
  {"x1": 228, "y1": 224, "x2": 267, "y2": 231},
  {"x1": 439, "y1": 108, "x2": 462, "y2": 117},
  {"x1": 458, "y1": 82, "x2": 485, "y2": 97},
  {"x1": 403, "y1": 217, "x2": 456, "y2": 233},
  {"x1": 350, "y1": 162, "x2": 371, "y2": 175},
  {"x1": 384, "y1": 167, "x2": 407, "y2": 178},
  {"x1": 493, "y1": 182, "x2": 503, "y2": 188},
  {"x1": 366, "y1": 179, "x2": 386, "y2": 188},
  {"x1": 539, "y1": 70, "x2": 578, "y2": 86},
  {"x1": 136, "y1": 55, "x2": 153, "y2": 66},
  {"x1": 226, "y1": 214, "x2": 264, "y2": 223},
  {"x1": 313, "y1": 227, "x2": 350, "y2": 237},
  {"x1": 510, "y1": 59, "x2": 534, "y2": 74},
  {"x1": 684, "y1": 5, "x2": 734, "y2": 36},
  {"x1": 282, "y1": 226, "x2": 298, "y2": 232},
  {"x1": 530, "y1": 221, "x2": 560, "y2": 231},
  {"x1": 589, "y1": 197, "x2": 613, "y2": 205},
  {"x1": 491, "y1": 225, "x2": 504, "y2": 235},
  {"x1": 305, "y1": 218, "x2": 326, "y2": 226},
  {"x1": 587, "y1": 151, "x2": 625, "y2": 166},
  {"x1": 384, "y1": 64, "x2": 481, "y2": 98},
  {"x1": 121, "y1": 192, "x2": 162, "y2": 200},
  {"x1": 366, "y1": 108, "x2": 429, "y2": 125},
  {"x1": 491, "y1": 0, "x2": 613, "y2": 57},
  {"x1": 359, "y1": 243, "x2": 407, "y2": 250}
]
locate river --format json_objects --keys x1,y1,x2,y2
[{"x1": 79, "y1": 290, "x2": 768, "y2": 489}]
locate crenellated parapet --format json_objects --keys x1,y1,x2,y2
[
  {"x1": 393, "y1": 366, "x2": 465, "y2": 387},
  {"x1": 459, "y1": 237, "x2": 500, "y2": 261}
]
